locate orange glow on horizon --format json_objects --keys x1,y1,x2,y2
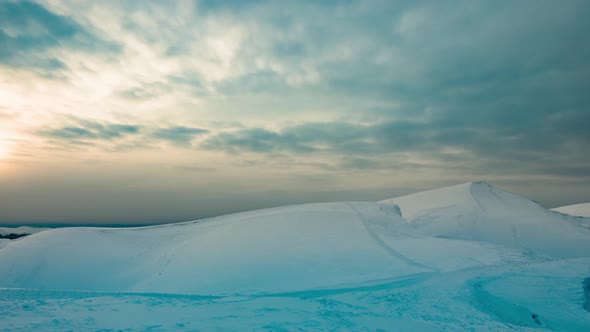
[{"x1": 0, "y1": 132, "x2": 14, "y2": 161}]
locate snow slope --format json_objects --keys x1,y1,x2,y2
[
  {"x1": 380, "y1": 181, "x2": 590, "y2": 257},
  {"x1": 0, "y1": 226, "x2": 48, "y2": 236},
  {"x1": 1, "y1": 182, "x2": 589, "y2": 330},
  {"x1": 0, "y1": 226, "x2": 48, "y2": 249},
  {"x1": 0, "y1": 202, "x2": 438, "y2": 294},
  {"x1": 553, "y1": 202, "x2": 590, "y2": 217}
]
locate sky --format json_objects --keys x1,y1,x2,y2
[{"x1": 1, "y1": 0, "x2": 589, "y2": 225}]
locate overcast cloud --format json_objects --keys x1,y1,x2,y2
[{"x1": 1, "y1": 0, "x2": 589, "y2": 224}]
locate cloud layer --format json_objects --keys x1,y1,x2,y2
[{"x1": 1, "y1": 0, "x2": 589, "y2": 223}]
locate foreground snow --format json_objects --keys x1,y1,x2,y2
[{"x1": 1, "y1": 182, "x2": 589, "y2": 331}]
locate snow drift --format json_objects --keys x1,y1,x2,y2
[
  {"x1": 553, "y1": 202, "x2": 590, "y2": 217},
  {"x1": 380, "y1": 181, "x2": 590, "y2": 257}
]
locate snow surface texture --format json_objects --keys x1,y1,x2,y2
[
  {"x1": 0, "y1": 226, "x2": 47, "y2": 248},
  {"x1": 551, "y1": 203, "x2": 590, "y2": 230},
  {"x1": 1, "y1": 182, "x2": 589, "y2": 331},
  {"x1": 380, "y1": 182, "x2": 590, "y2": 257},
  {"x1": 553, "y1": 202, "x2": 590, "y2": 217}
]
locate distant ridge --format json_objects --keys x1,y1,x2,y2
[{"x1": 552, "y1": 203, "x2": 590, "y2": 217}]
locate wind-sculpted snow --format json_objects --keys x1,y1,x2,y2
[
  {"x1": 381, "y1": 181, "x2": 590, "y2": 257},
  {"x1": 553, "y1": 203, "x2": 590, "y2": 217},
  {"x1": 470, "y1": 258, "x2": 590, "y2": 330},
  {"x1": 552, "y1": 203, "x2": 590, "y2": 229},
  {"x1": 1, "y1": 182, "x2": 589, "y2": 330}
]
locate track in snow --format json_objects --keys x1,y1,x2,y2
[{"x1": 345, "y1": 202, "x2": 438, "y2": 273}]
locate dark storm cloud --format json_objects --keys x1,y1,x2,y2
[
  {"x1": 0, "y1": 1, "x2": 119, "y2": 70},
  {"x1": 196, "y1": 0, "x2": 590, "y2": 180},
  {"x1": 201, "y1": 112, "x2": 590, "y2": 178},
  {"x1": 196, "y1": 0, "x2": 589, "y2": 176}
]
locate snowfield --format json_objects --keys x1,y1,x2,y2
[{"x1": 1, "y1": 182, "x2": 589, "y2": 331}]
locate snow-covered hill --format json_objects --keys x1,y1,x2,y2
[
  {"x1": 0, "y1": 201, "x2": 513, "y2": 294},
  {"x1": 0, "y1": 203, "x2": 424, "y2": 294},
  {"x1": 380, "y1": 181, "x2": 590, "y2": 257},
  {"x1": 553, "y1": 202, "x2": 590, "y2": 217},
  {"x1": 0, "y1": 226, "x2": 48, "y2": 249},
  {"x1": 0, "y1": 226, "x2": 48, "y2": 237},
  {"x1": 1, "y1": 182, "x2": 589, "y2": 330}
]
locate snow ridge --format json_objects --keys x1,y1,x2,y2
[
  {"x1": 381, "y1": 181, "x2": 590, "y2": 257},
  {"x1": 1, "y1": 182, "x2": 590, "y2": 330},
  {"x1": 552, "y1": 202, "x2": 590, "y2": 217}
]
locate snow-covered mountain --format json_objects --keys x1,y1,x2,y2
[
  {"x1": 553, "y1": 202, "x2": 590, "y2": 217},
  {"x1": 1, "y1": 182, "x2": 589, "y2": 331}
]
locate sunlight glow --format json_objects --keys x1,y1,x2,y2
[
  {"x1": 0, "y1": 134, "x2": 12, "y2": 160},
  {"x1": 0, "y1": 144, "x2": 7, "y2": 160}
]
